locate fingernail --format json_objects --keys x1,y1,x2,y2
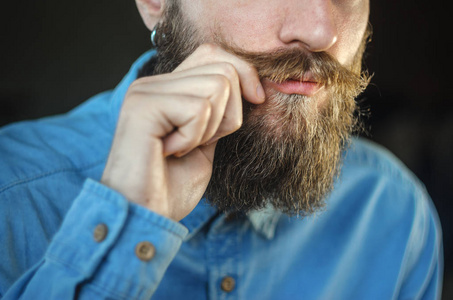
[{"x1": 256, "y1": 83, "x2": 265, "y2": 101}]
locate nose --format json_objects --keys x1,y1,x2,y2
[{"x1": 278, "y1": 0, "x2": 338, "y2": 52}]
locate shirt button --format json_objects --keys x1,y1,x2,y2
[
  {"x1": 221, "y1": 276, "x2": 236, "y2": 293},
  {"x1": 93, "y1": 223, "x2": 108, "y2": 242},
  {"x1": 135, "y1": 241, "x2": 156, "y2": 261}
]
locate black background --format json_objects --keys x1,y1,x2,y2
[{"x1": 1, "y1": 0, "x2": 451, "y2": 297}]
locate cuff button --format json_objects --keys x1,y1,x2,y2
[
  {"x1": 135, "y1": 241, "x2": 156, "y2": 261},
  {"x1": 93, "y1": 223, "x2": 108, "y2": 242},
  {"x1": 221, "y1": 276, "x2": 236, "y2": 292}
]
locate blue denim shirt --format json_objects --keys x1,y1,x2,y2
[{"x1": 0, "y1": 51, "x2": 443, "y2": 299}]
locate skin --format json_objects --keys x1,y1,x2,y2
[{"x1": 101, "y1": 0, "x2": 370, "y2": 221}]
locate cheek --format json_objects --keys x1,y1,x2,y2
[
  {"x1": 190, "y1": 0, "x2": 280, "y2": 50},
  {"x1": 333, "y1": 0, "x2": 370, "y2": 65},
  {"x1": 181, "y1": 0, "x2": 369, "y2": 65}
]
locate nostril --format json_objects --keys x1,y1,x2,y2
[{"x1": 278, "y1": 2, "x2": 338, "y2": 53}]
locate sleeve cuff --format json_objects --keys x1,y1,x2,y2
[{"x1": 46, "y1": 178, "x2": 188, "y2": 298}]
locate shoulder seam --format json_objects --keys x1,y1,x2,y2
[{"x1": 343, "y1": 138, "x2": 423, "y2": 191}]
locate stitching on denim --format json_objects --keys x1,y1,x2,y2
[
  {"x1": 85, "y1": 279, "x2": 140, "y2": 300},
  {"x1": 0, "y1": 160, "x2": 104, "y2": 194},
  {"x1": 48, "y1": 253, "x2": 142, "y2": 300},
  {"x1": 46, "y1": 253, "x2": 85, "y2": 277},
  {"x1": 47, "y1": 253, "x2": 133, "y2": 300},
  {"x1": 128, "y1": 208, "x2": 186, "y2": 240},
  {"x1": 84, "y1": 187, "x2": 186, "y2": 240}
]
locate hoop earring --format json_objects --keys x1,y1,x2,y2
[
  {"x1": 151, "y1": 25, "x2": 166, "y2": 48},
  {"x1": 150, "y1": 28, "x2": 158, "y2": 48}
]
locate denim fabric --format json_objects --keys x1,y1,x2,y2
[{"x1": 0, "y1": 51, "x2": 443, "y2": 299}]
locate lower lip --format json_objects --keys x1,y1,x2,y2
[{"x1": 263, "y1": 79, "x2": 322, "y2": 96}]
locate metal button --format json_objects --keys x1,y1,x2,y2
[
  {"x1": 221, "y1": 276, "x2": 235, "y2": 292},
  {"x1": 135, "y1": 241, "x2": 156, "y2": 261},
  {"x1": 93, "y1": 223, "x2": 108, "y2": 242}
]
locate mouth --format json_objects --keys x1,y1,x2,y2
[{"x1": 262, "y1": 73, "x2": 324, "y2": 97}]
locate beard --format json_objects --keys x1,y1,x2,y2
[{"x1": 138, "y1": 0, "x2": 371, "y2": 216}]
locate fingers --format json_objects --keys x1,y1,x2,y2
[
  {"x1": 122, "y1": 92, "x2": 212, "y2": 157},
  {"x1": 132, "y1": 64, "x2": 244, "y2": 144},
  {"x1": 156, "y1": 95, "x2": 213, "y2": 157},
  {"x1": 124, "y1": 43, "x2": 265, "y2": 158},
  {"x1": 174, "y1": 44, "x2": 265, "y2": 105},
  {"x1": 124, "y1": 73, "x2": 238, "y2": 157}
]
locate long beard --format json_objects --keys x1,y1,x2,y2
[
  {"x1": 138, "y1": 1, "x2": 370, "y2": 216},
  {"x1": 207, "y1": 91, "x2": 358, "y2": 216}
]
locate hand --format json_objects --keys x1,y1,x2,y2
[{"x1": 101, "y1": 44, "x2": 265, "y2": 221}]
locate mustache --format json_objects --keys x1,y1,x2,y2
[{"x1": 218, "y1": 40, "x2": 369, "y2": 92}]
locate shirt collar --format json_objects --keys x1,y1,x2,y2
[
  {"x1": 179, "y1": 198, "x2": 282, "y2": 241},
  {"x1": 110, "y1": 50, "x2": 283, "y2": 240},
  {"x1": 247, "y1": 204, "x2": 282, "y2": 239}
]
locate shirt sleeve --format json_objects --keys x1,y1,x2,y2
[
  {"x1": 398, "y1": 190, "x2": 443, "y2": 300},
  {"x1": 2, "y1": 178, "x2": 188, "y2": 300}
]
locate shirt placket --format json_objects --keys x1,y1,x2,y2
[{"x1": 206, "y1": 214, "x2": 244, "y2": 300}]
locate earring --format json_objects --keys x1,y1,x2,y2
[
  {"x1": 150, "y1": 24, "x2": 166, "y2": 48},
  {"x1": 150, "y1": 28, "x2": 158, "y2": 48}
]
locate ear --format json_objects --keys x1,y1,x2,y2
[{"x1": 135, "y1": 0, "x2": 166, "y2": 31}]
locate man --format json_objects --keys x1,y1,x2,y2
[{"x1": 0, "y1": 0, "x2": 443, "y2": 299}]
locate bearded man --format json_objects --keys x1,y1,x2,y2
[{"x1": 0, "y1": 0, "x2": 443, "y2": 299}]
